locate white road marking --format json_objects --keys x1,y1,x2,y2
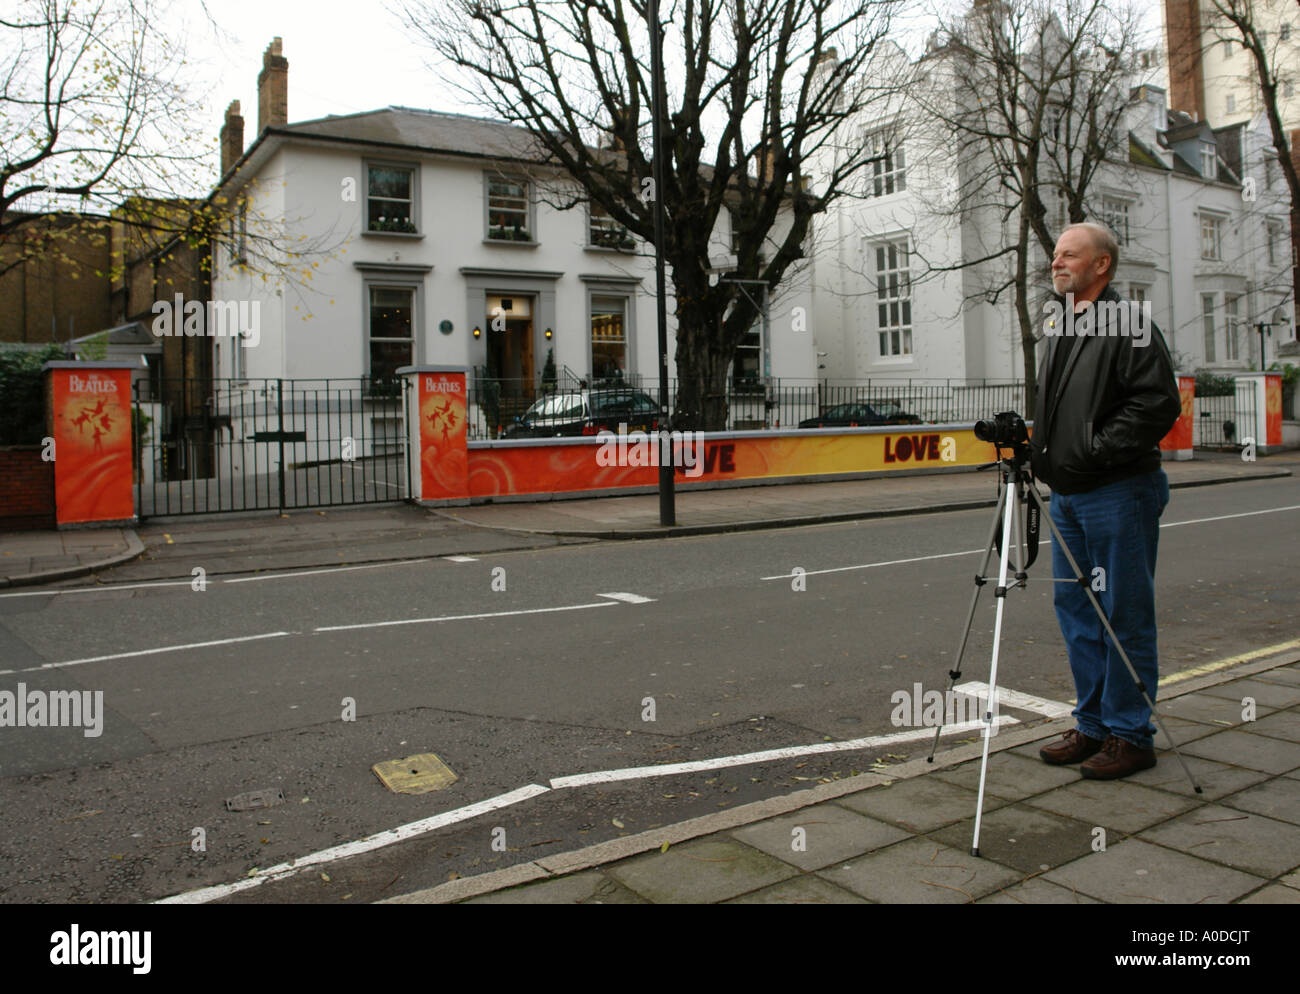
[
  {"x1": 597, "y1": 592, "x2": 656, "y2": 604},
  {"x1": 158, "y1": 719, "x2": 1017, "y2": 904},
  {"x1": 314, "y1": 601, "x2": 618, "y2": 633},
  {"x1": 951, "y1": 681, "x2": 1074, "y2": 719},
  {"x1": 762, "y1": 504, "x2": 1300, "y2": 581},
  {"x1": 762, "y1": 548, "x2": 984, "y2": 580},
  {"x1": 443, "y1": 556, "x2": 478, "y2": 563},
  {"x1": 156, "y1": 784, "x2": 552, "y2": 905},
  {"x1": 0, "y1": 632, "x2": 294, "y2": 675},
  {"x1": 1159, "y1": 504, "x2": 1300, "y2": 529},
  {"x1": 548, "y1": 718, "x2": 1019, "y2": 788}
]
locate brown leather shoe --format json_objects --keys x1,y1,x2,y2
[
  {"x1": 1080, "y1": 736, "x2": 1157, "y2": 780},
  {"x1": 1039, "y1": 729, "x2": 1105, "y2": 765}
]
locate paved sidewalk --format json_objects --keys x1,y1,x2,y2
[
  {"x1": 438, "y1": 451, "x2": 1295, "y2": 538},
  {"x1": 388, "y1": 651, "x2": 1300, "y2": 904},
  {"x1": 0, "y1": 528, "x2": 142, "y2": 588},
  {"x1": 0, "y1": 451, "x2": 1292, "y2": 586}
]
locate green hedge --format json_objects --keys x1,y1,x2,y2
[
  {"x1": 1194, "y1": 369, "x2": 1237, "y2": 398},
  {"x1": 0, "y1": 345, "x2": 65, "y2": 445}
]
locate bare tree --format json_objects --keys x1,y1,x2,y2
[
  {"x1": 397, "y1": 0, "x2": 904, "y2": 429},
  {"x1": 0, "y1": 0, "x2": 335, "y2": 296},
  {"x1": 912, "y1": 0, "x2": 1147, "y2": 410},
  {"x1": 1201, "y1": 0, "x2": 1300, "y2": 323}
]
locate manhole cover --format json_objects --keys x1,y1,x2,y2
[
  {"x1": 372, "y1": 753, "x2": 458, "y2": 795},
  {"x1": 225, "y1": 788, "x2": 285, "y2": 812}
]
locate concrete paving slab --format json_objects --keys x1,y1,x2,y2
[
  {"x1": 834, "y1": 773, "x2": 1009, "y2": 832},
  {"x1": 604, "y1": 836, "x2": 799, "y2": 904},
  {"x1": 1237, "y1": 885, "x2": 1300, "y2": 904},
  {"x1": 463, "y1": 869, "x2": 648, "y2": 904},
  {"x1": 1126, "y1": 755, "x2": 1271, "y2": 800},
  {"x1": 1139, "y1": 804, "x2": 1300, "y2": 878},
  {"x1": 1043, "y1": 838, "x2": 1264, "y2": 903},
  {"x1": 722, "y1": 874, "x2": 871, "y2": 904},
  {"x1": 927, "y1": 804, "x2": 1096, "y2": 874},
  {"x1": 1023, "y1": 779, "x2": 1202, "y2": 834},
  {"x1": 932, "y1": 753, "x2": 1083, "y2": 801},
  {"x1": 1181, "y1": 729, "x2": 1300, "y2": 774},
  {"x1": 728, "y1": 801, "x2": 910, "y2": 871},
  {"x1": 1237, "y1": 708, "x2": 1300, "y2": 744},
  {"x1": 975, "y1": 876, "x2": 1101, "y2": 904},
  {"x1": 1280, "y1": 868, "x2": 1300, "y2": 890},
  {"x1": 1156, "y1": 692, "x2": 1275, "y2": 726},
  {"x1": 1219, "y1": 777, "x2": 1300, "y2": 826},
  {"x1": 1199, "y1": 678, "x2": 1300, "y2": 710},
  {"x1": 1253, "y1": 668, "x2": 1300, "y2": 688},
  {"x1": 819, "y1": 836, "x2": 1021, "y2": 904}
]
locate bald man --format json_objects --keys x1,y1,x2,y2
[{"x1": 1030, "y1": 222, "x2": 1182, "y2": 780}]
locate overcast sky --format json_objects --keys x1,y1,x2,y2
[{"x1": 194, "y1": 1, "x2": 463, "y2": 139}]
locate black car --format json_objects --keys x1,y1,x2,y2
[
  {"x1": 504, "y1": 389, "x2": 661, "y2": 438},
  {"x1": 797, "y1": 401, "x2": 922, "y2": 429}
]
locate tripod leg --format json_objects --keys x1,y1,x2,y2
[
  {"x1": 927, "y1": 476, "x2": 1007, "y2": 763},
  {"x1": 972, "y1": 476, "x2": 1020, "y2": 857},
  {"x1": 1028, "y1": 487, "x2": 1202, "y2": 794}
]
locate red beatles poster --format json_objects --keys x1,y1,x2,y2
[
  {"x1": 418, "y1": 371, "x2": 468, "y2": 500},
  {"x1": 48, "y1": 365, "x2": 135, "y2": 525}
]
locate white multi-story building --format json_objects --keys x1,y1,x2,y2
[
  {"x1": 808, "y1": 36, "x2": 1294, "y2": 389},
  {"x1": 209, "y1": 40, "x2": 815, "y2": 426}
]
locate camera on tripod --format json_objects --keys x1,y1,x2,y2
[{"x1": 973, "y1": 411, "x2": 1029, "y2": 449}]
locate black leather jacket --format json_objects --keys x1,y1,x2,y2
[{"x1": 1029, "y1": 284, "x2": 1181, "y2": 495}]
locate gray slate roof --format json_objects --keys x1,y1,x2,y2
[{"x1": 275, "y1": 106, "x2": 553, "y2": 163}]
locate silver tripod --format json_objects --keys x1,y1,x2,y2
[{"x1": 925, "y1": 436, "x2": 1202, "y2": 857}]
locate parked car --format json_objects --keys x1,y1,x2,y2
[
  {"x1": 797, "y1": 401, "x2": 922, "y2": 429},
  {"x1": 504, "y1": 389, "x2": 661, "y2": 438}
]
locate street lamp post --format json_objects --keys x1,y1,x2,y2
[{"x1": 647, "y1": 0, "x2": 674, "y2": 526}]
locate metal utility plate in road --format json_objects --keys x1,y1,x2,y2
[
  {"x1": 372, "y1": 753, "x2": 458, "y2": 795},
  {"x1": 225, "y1": 788, "x2": 286, "y2": 812}
]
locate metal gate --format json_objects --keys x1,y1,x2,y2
[
  {"x1": 133, "y1": 378, "x2": 409, "y2": 517},
  {"x1": 1194, "y1": 386, "x2": 1258, "y2": 450}
]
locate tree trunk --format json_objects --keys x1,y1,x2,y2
[{"x1": 671, "y1": 271, "x2": 735, "y2": 431}]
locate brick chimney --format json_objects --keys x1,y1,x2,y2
[
  {"x1": 258, "y1": 37, "x2": 288, "y2": 133},
  {"x1": 219, "y1": 100, "x2": 244, "y2": 176},
  {"x1": 1164, "y1": 0, "x2": 1205, "y2": 121}
]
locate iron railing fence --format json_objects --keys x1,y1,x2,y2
[
  {"x1": 1193, "y1": 385, "x2": 1258, "y2": 449},
  {"x1": 465, "y1": 373, "x2": 1029, "y2": 437},
  {"x1": 133, "y1": 377, "x2": 409, "y2": 517}
]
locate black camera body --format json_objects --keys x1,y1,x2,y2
[{"x1": 974, "y1": 411, "x2": 1029, "y2": 448}]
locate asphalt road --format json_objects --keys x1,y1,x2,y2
[{"x1": 0, "y1": 474, "x2": 1296, "y2": 903}]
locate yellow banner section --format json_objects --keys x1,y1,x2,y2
[{"x1": 466, "y1": 427, "x2": 1004, "y2": 498}]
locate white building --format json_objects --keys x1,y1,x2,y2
[
  {"x1": 808, "y1": 38, "x2": 1295, "y2": 395},
  {"x1": 208, "y1": 40, "x2": 815, "y2": 440}
]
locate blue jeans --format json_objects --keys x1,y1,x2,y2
[{"x1": 1049, "y1": 469, "x2": 1170, "y2": 750}]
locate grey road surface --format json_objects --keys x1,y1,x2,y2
[{"x1": 0, "y1": 475, "x2": 1295, "y2": 903}]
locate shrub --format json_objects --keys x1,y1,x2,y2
[{"x1": 0, "y1": 345, "x2": 66, "y2": 444}]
